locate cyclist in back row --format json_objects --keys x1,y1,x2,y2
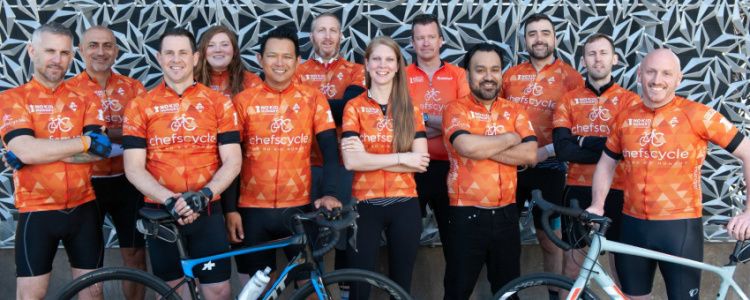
[
  {"x1": 587, "y1": 48, "x2": 750, "y2": 299},
  {"x1": 123, "y1": 28, "x2": 242, "y2": 300},
  {"x1": 552, "y1": 33, "x2": 640, "y2": 283},
  {"x1": 0, "y1": 22, "x2": 111, "y2": 300},
  {"x1": 228, "y1": 27, "x2": 342, "y2": 286}
]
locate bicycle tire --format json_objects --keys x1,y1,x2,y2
[
  {"x1": 55, "y1": 267, "x2": 180, "y2": 300},
  {"x1": 494, "y1": 273, "x2": 599, "y2": 300},
  {"x1": 290, "y1": 268, "x2": 413, "y2": 300}
]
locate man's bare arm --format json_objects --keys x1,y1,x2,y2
[
  {"x1": 489, "y1": 140, "x2": 538, "y2": 166},
  {"x1": 452, "y1": 132, "x2": 520, "y2": 160}
]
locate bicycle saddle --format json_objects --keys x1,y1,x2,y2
[{"x1": 139, "y1": 207, "x2": 173, "y2": 222}]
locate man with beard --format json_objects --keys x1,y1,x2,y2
[
  {"x1": 405, "y1": 13, "x2": 470, "y2": 252},
  {"x1": 552, "y1": 33, "x2": 639, "y2": 282},
  {"x1": 442, "y1": 43, "x2": 537, "y2": 299},
  {"x1": 587, "y1": 48, "x2": 750, "y2": 299},
  {"x1": 502, "y1": 13, "x2": 584, "y2": 285},
  {"x1": 67, "y1": 26, "x2": 148, "y2": 299},
  {"x1": 0, "y1": 23, "x2": 111, "y2": 299}
]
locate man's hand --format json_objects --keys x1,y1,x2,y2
[
  {"x1": 84, "y1": 131, "x2": 112, "y2": 158},
  {"x1": 164, "y1": 193, "x2": 199, "y2": 225},
  {"x1": 314, "y1": 195, "x2": 342, "y2": 210},
  {"x1": 727, "y1": 211, "x2": 750, "y2": 240},
  {"x1": 225, "y1": 211, "x2": 244, "y2": 243},
  {"x1": 341, "y1": 137, "x2": 366, "y2": 152},
  {"x1": 2, "y1": 150, "x2": 24, "y2": 170},
  {"x1": 585, "y1": 205, "x2": 604, "y2": 217},
  {"x1": 398, "y1": 152, "x2": 431, "y2": 172}
]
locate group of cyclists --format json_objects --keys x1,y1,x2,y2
[{"x1": 2, "y1": 10, "x2": 750, "y2": 300}]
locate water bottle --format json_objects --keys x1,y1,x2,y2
[{"x1": 237, "y1": 266, "x2": 271, "y2": 300}]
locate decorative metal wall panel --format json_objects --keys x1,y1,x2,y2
[{"x1": 0, "y1": 1, "x2": 748, "y2": 247}]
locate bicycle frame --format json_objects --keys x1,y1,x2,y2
[{"x1": 568, "y1": 234, "x2": 747, "y2": 300}]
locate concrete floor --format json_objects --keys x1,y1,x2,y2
[{"x1": 1, "y1": 243, "x2": 748, "y2": 299}]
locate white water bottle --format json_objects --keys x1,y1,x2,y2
[{"x1": 237, "y1": 266, "x2": 271, "y2": 300}]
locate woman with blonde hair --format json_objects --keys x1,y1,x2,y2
[
  {"x1": 341, "y1": 36, "x2": 430, "y2": 298},
  {"x1": 195, "y1": 25, "x2": 261, "y2": 98}
]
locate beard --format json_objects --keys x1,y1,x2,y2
[
  {"x1": 470, "y1": 80, "x2": 500, "y2": 101},
  {"x1": 529, "y1": 43, "x2": 553, "y2": 60}
]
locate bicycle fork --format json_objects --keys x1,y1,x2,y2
[{"x1": 569, "y1": 236, "x2": 625, "y2": 300}]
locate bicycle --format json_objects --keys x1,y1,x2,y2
[
  {"x1": 55, "y1": 197, "x2": 412, "y2": 300},
  {"x1": 494, "y1": 190, "x2": 750, "y2": 299}
]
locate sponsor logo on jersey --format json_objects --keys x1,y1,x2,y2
[
  {"x1": 305, "y1": 74, "x2": 325, "y2": 81},
  {"x1": 627, "y1": 118, "x2": 651, "y2": 128},
  {"x1": 547, "y1": 77, "x2": 555, "y2": 84},
  {"x1": 360, "y1": 107, "x2": 381, "y2": 114},
  {"x1": 409, "y1": 76, "x2": 424, "y2": 84},
  {"x1": 154, "y1": 103, "x2": 180, "y2": 114},
  {"x1": 514, "y1": 74, "x2": 536, "y2": 81},
  {"x1": 69, "y1": 102, "x2": 78, "y2": 112},
  {"x1": 28, "y1": 104, "x2": 54, "y2": 114},
  {"x1": 669, "y1": 116, "x2": 679, "y2": 127},
  {"x1": 195, "y1": 103, "x2": 204, "y2": 112},
  {"x1": 170, "y1": 114, "x2": 197, "y2": 131},
  {"x1": 270, "y1": 117, "x2": 293, "y2": 133},
  {"x1": 47, "y1": 115, "x2": 73, "y2": 133},
  {"x1": 435, "y1": 76, "x2": 453, "y2": 81},
  {"x1": 574, "y1": 97, "x2": 598, "y2": 105},
  {"x1": 469, "y1": 111, "x2": 491, "y2": 121},
  {"x1": 255, "y1": 105, "x2": 279, "y2": 114},
  {"x1": 292, "y1": 103, "x2": 301, "y2": 113},
  {"x1": 485, "y1": 124, "x2": 505, "y2": 136}
]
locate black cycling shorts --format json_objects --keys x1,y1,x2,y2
[
  {"x1": 92, "y1": 174, "x2": 145, "y2": 248},
  {"x1": 233, "y1": 205, "x2": 309, "y2": 275},
  {"x1": 146, "y1": 201, "x2": 231, "y2": 284},
  {"x1": 615, "y1": 215, "x2": 703, "y2": 299},
  {"x1": 16, "y1": 200, "x2": 104, "y2": 277},
  {"x1": 561, "y1": 186, "x2": 623, "y2": 247},
  {"x1": 515, "y1": 166, "x2": 566, "y2": 228}
]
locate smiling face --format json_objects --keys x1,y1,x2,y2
[
  {"x1": 258, "y1": 37, "x2": 298, "y2": 90},
  {"x1": 366, "y1": 44, "x2": 399, "y2": 87},
  {"x1": 80, "y1": 28, "x2": 118, "y2": 73},
  {"x1": 524, "y1": 19, "x2": 556, "y2": 61},
  {"x1": 637, "y1": 49, "x2": 682, "y2": 108},
  {"x1": 411, "y1": 22, "x2": 442, "y2": 63},
  {"x1": 310, "y1": 15, "x2": 341, "y2": 60},
  {"x1": 582, "y1": 38, "x2": 617, "y2": 82},
  {"x1": 157, "y1": 35, "x2": 199, "y2": 86},
  {"x1": 205, "y1": 32, "x2": 234, "y2": 72},
  {"x1": 28, "y1": 32, "x2": 74, "y2": 87},
  {"x1": 468, "y1": 50, "x2": 503, "y2": 102}
]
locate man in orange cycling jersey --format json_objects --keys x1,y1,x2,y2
[
  {"x1": 552, "y1": 33, "x2": 639, "y2": 282},
  {"x1": 66, "y1": 25, "x2": 148, "y2": 298},
  {"x1": 0, "y1": 23, "x2": 111, "y2": 300},
  {"x1": 406, "y1": 13, "x2": 470, "y2": 252},
  {"x1": 503, "y1": 13, "x2": 584, "y2": 283},
  {"x1": 229, "y1": 27, "x2": 341, "y2": 284},
  {"x1": 123, "y1": 28, "x2": 241, "y2": 300},
  {"x1": 588, "y1": 48, "x2": 750, "y2": 299},
  {"x1": 443, "y1": 43, "x2": 537, "y2": 299},
  {"x1": 294, "y1": 12, "x2": 365, "y2": 277}
]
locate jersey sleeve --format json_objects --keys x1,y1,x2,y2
[
  {"x1": 312, "y1": 91, "x2": 336, "y2": 135},
  {"x1": 133, "y1": 80, "x2": 148, "y2": 97},
  {"x1": 413, "y1": 106, "x2": 426, "y2": 138},
  {"x1": 341, "y1": 99, "x2": 361, "y2": 137},
  {"x1": 122, "y1": 97, "x2": 148, "y2": 149},
  {"x1": 552, "y1": 93, "x2": 573, "y2": 129},
  {"x1": 351, "y1": 63, "x2": 366, "y2": 88},
  {"x1": 242, "y1": 71, "x2": 263, "y2": 90},
  {"x1": 565, "y1": 68, "x2": 585, "y2": 91},
  {"x1": 0, "y1": 91, "x2": 34, "y2": 145},
  {"x1": 455, "y1": 68, "x2": 471, "y2": 99},
  {"x1": 514, "y1": 107, "x2": 537, "y2": 141},
  {"x1": 215, "y1": 94, "x2": 241, "y2": 145},
  {"x1": 604, "y1": 112, "x2": 624, "y2": 159},
  {"x1": 442, "y1": 101, "x2": 472, "y2": 145},
  {"x1": 696, "y1": 106, "x2": 742, "y2": 152}
]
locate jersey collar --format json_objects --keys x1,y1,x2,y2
[
  {"x1": 30, "y1": 76, "x2": 65, "y2": 94},
  {"x1": 160, "y1": 80, "x2": 199, "y2": 97},
  {"x1": 585, "y1": 79, "x2": 615, "y2": 96},
  {"x1": 82, "y1": 69, "x2": 116, "y2": 89},
  {"x1": 312, "y1": 52, "x2": 340, "y2": 67},
  {"x1": 261, "y1": 80, "x2": 296, "y2": 94}
]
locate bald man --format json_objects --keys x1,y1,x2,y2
[{"x1": 587, "y1": 48, "x2": 750, "y2": 299}]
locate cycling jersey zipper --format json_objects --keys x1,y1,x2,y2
[{"x1": 274, "y1": 92, "x2": 282, "y2": 208}]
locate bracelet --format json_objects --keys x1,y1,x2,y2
[{"x1": 81, "y1": 136, "x2": 90, "y2": 152}]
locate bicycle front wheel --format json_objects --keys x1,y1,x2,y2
[
  {"x1": 56, "y1": 267, "x2": 180, "y2": 299},
  {"x1": 291, "y1": 268, "x2": 412, "y2": 300},
  {"x1": 494, "y1": 273, "x2": 599, "y2": 300}
]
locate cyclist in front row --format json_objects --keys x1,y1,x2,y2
[
  {"x1": 587, "y1": 48, "x2": 750, "y2": 299},
  {"x1": 228, "y1": 27, "x2": 342, "y2": 286},
  {"x1": 0, "y1": 22, "x2": 111, "y2": 300},
  {"x1": 552, "y1": 33, "x2": 640, "y2": 282},
  {"x1": 122, "y1": 28, "x2": 242, "y2": 300}
]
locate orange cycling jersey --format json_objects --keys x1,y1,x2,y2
[
  {"x1": 296, "y1": 56, "x2": 365, "y2": 166},
  {"x1": 233, "y1": 82, "x2": 335, "y2": 208},
  {"x1": 406, "y1": 61, "x2": 470, "y2": 161},
  {"x1": 208, "y1": 70, "x2": 262, "y2": 98},
  {"x1": 502, "y1": 59, "x2": 584, "y2": 146},
  {"x1": 604, "y1": 96, "x2": 743, "y2": 220},
  {"x1": 122, "y1": 82, "x2": 240, "y2": 204},
  {"x1": 443, "y1": 95, "x2": 537, "y2": 207},
  {"x1": 341, "y1": 93, "x2": 427, "y2": 201},
  {"x1": 553, "y1": 82, "x2": 639, "y2": 189},
  {"x1": 67, "y1": 71, "x2": 147, "y2": 177},
  {"x1": 0, "y1": 78, "x2": 105, "y2": 212}
]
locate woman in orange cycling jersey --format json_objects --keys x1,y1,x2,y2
[
  {"x1": 341, "y1": 36, "x2": 430, "y2": 298},
  {"x1": 195, "y1": 25, "x2": 261, "y2": 98}
]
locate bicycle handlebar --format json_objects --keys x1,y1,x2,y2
[
  {"x1": 293, "y1": 205, "x2": 359, "y2": 258},
  {"x1": 533, "y1": 189, "x2": 611, "y2": 251}
]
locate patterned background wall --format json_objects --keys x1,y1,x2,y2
[{"x1": 0, "y1": 0, "x2": 748, "y2": 247}]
